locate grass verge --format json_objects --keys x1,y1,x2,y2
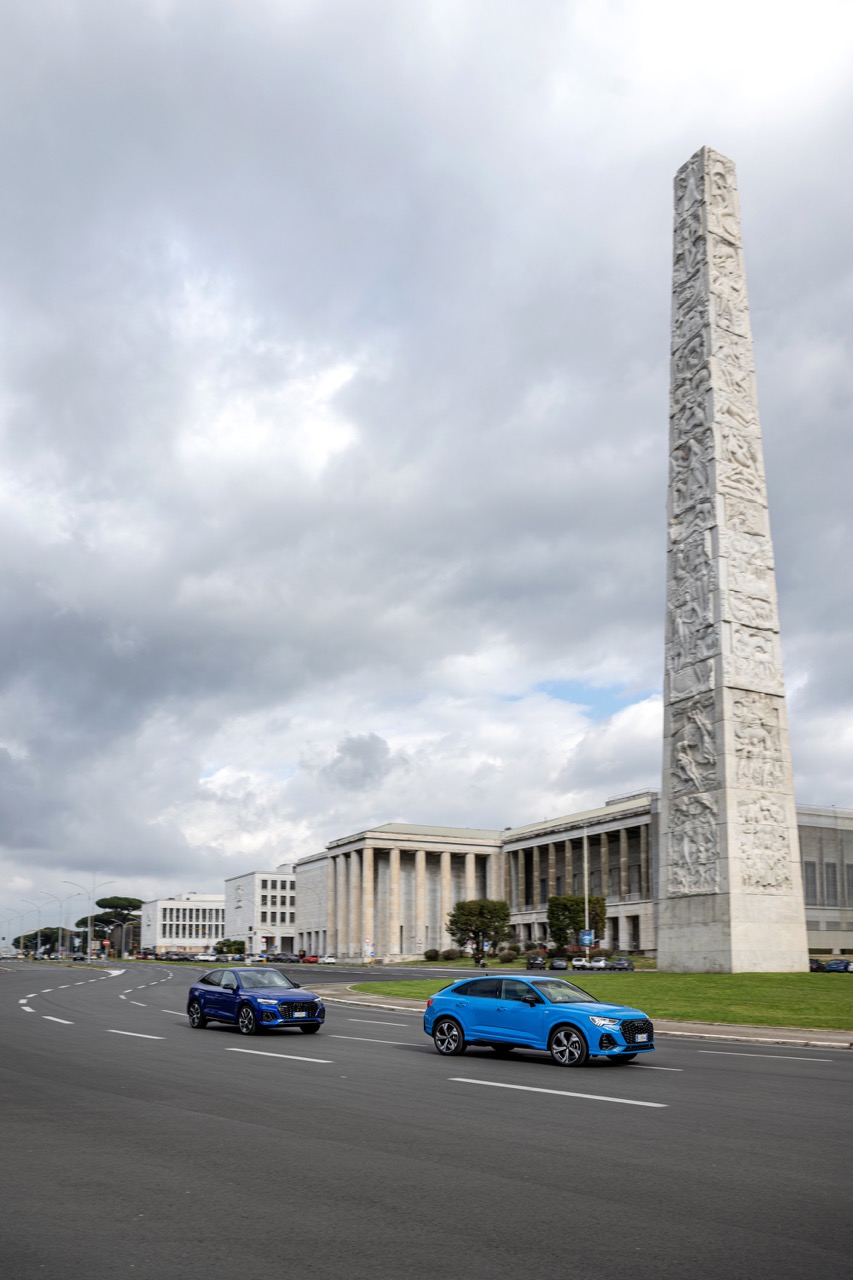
[{"x1": 349, "y1": 973, "x2": 853, "y2": 1030}]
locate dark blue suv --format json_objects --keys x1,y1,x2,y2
[
  {"x1": 187, "y1": 967, "x2": 325, "y2": 1035},
  {"x1": 424, "y1": 975, "x2": 654, "y2": 1066}
]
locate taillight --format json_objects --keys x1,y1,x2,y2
[{"x1": 426, "y1": 998, "x2": 434, "y2": 1008}]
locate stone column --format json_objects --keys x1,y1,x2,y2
[
  {"x1": 326, "y1": 857, "x2": 336, "y2": 954},
  {"x1": 547, "y1": 843, "x2": 557, "y2": 899},
  {"x1": 620, "y1": 829, "x2": 630, "y2": 900},
  {"x1": 440, "y1": 850, "x2": 453, "y2": 947},
  {"x1": 362, "y1": 846, "x2": 374, "y2": 959},
  {"x1": 598, "y1": 834, "x2": 608, "y2": 900},
  {"x1": 640, "y1": 825, "x2": 650, "y2": 901},
  {"x1": 465, "y1": 851, "x2": 477, "y2": 901},
  {"x1": 414, "y1": 849, "x2": 427, "y2": 954},
  {"x1": 335, "y1": 856, "x2": 347, "y2": 957},
  {"x1": 388, "y1": 846, "x2": 401, "y2": 956},
  {"x1": 532, "y1": 846, "x2": 542, "y2": 907},
  {"x1": 516, "y1": 850, "x2": 526, "y2": 910},
  {"x1": 659, "y1": 147, "x2": 808, "y2": 971},
  {"x1": 348, "y1": 850, "x2": 361, "y2": 961}
]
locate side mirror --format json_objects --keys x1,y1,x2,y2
[
  {"x1": 523, "y1": 994, "x2": 539, "y2": 1005},
  {"x1": 291, "y1": 981, "x2": 301, "y2": 988}
]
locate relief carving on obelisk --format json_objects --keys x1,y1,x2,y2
[{"x1": 660, "y1": 147, "x2": 807, "y2": 951}]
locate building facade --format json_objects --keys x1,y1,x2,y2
[
  {"x1": 140, "y1": 892, "x2": 226, "y2": 955},
  {"x1": 224, "y1": 865, "x2": 297, "y2": 955}
]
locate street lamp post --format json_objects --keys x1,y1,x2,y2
[
  {"x1": 62, "y1": 878, "x2": 114, "y2": 961},
  {"x1": 39, "y1": 890, "x2": 81, "y2": 959},
  {"x1": 20, "y1": 898, "x2": 44, "y2": 959}
]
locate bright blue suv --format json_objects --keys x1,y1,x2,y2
[
  {"x1": 187, "y1": 967, "x2": 325, "y2": 1035},
  {"x1": 423, "y1": 975, "x2": 654, "y2": 1066}
]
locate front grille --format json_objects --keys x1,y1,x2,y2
[
  {"x1": 621, "y1": 1017, "x2": 654, "y2": 1044},
  {"x1": 278, "y1": 1001, "x2": 318, "y2": 1019}
]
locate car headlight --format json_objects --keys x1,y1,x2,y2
[
  {"x1": 257, "y1": 999, "x2": 279, "y2": 1006},
  {"x1": 589, "y1": 1016, "x2": 621, "y2": 1029}
]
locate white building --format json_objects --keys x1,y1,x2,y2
[
  {"x1": 140, "y1": 892, "x2": 226, "y2": 956},
  {"x1": 224, "y1": 864, "x2": 297, "y2": 955}
]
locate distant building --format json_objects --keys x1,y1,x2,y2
[
  {"x1": 224, "y1": 864, "x2": 297, "y2": 955},
  {"x1": 140, "y1": 891, "x2": 226, "y2": 955}
]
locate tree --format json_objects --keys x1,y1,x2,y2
[
  {"x1": 446, "y1": 899, "x2": 512, "y2": 962},
  {"x1": 95, "y1": 896, "x2": 143, "y2": 924},
  {"x1": 547, "y1": 895, "x2": 606, "y2": 949}
]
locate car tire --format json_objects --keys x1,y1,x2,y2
[
  {"x1": 237, "y1": 1004, "x2": 259, "y2": 1035},
  {"x1": 299, "y1": 1025, "x2": 321, "y2": 1034},
  {"x1": 610, "y1": 1053, "x2": 638, "y2": 1064},
  {"x1": 433, "y1": 1017, "x2": 466, "y2": 1056},
  {"x1": 187, "y1": 1000, "x2": 207, "y2": 1029},
  {"x1": 548, "y1": 1025, "x2": 589, "y2": 1068},
  {"x1": 490, "y1": 1044, "x2": 515, "y2": 1056}
]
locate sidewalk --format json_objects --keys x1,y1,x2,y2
[{"x1": 313, "y1": 984, "x2": 853, "y2": 1050}]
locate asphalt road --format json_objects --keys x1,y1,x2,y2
[{"x1": 1, "y1": 960, "x2": 851, "y2": 1280}]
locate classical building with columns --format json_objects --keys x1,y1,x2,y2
[{"x1": 292, "y1": 797, "x2": 853, "y2": 962}]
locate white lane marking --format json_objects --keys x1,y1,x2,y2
[
  {"x1": 633, "y1": 1065, "x2": 683, "y2": 1072},
  {"x1": 18, "y1": 998, "x2": 29, "y2": 1004},
  {"x1": 697, "y1": 1050, "x2": 833, "y2": 1063},
  {"x1": 88, "y1": 979, "x2": 97, "y2": 983},
  {"x1": 43, "y1": 1016, "x2": 73, "y2": 1025},
  {"x1": 26, "y1": 993, "x2": 36, "y2": 998},
  {"x1": 122, "y1": 989, "x2": 134, "y2": 994},
  {"x1": 136, "y1": 985, "x2": 147, "y2": 990},
  {"x1": 226, "y1": 1048, "x2": 332, "y2": 1064},
  {"x1": 330, "y1": 1035, "x2": 413, "y2": 1046},
  {"x1": 21, "y1": 1007, "x2": 35, "y2": 1013},
  {"x1": 130, "y1": 1001, "x2": 147, "y2": 1007},
  {"x1": 451, "y1": 1078, "x2": 668, "y2": 1108},
  {"x1": 58, "y1": 985, "x2": 70, "y2": 989},
  {"x1": 74, "y1": 981, "x2": 85, "y2": 985},
  {"x1": 106, "y1": 1031, "x2": 164, "y2": 1040},
  {"x1": 348, "y1": 1019, "x2": 409, "y2": 1027},
  {"x1": 41, "y1": 989, "x2": 53, "y2": 993},
  {"x1": 162, "y1": 1009, "x2": 185, "y2": 1015}
]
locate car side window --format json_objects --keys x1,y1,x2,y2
[
  {"x1": 200, "y1": 971, "x2": 222, "y2": 987},
  {"x1": 220, "y1": 972, "x2": 238, "y2": 991},
  {"x1": 452, "y1": 982, "x2": 473, "y2": 996},
  {"x1": 467, "y1": 979, "x2": 501, "y2": 999},
  {"x1": 502, "y1": 979, "x2": 537, "y2": 1002}
]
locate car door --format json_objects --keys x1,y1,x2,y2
[
  {"x1": 216, "y1": 969, "x2": 241, "y2": 1021},
  {"x1": 495, "y1": 978, "x2": 544, "y2": 1046},
  {"x1": 195, "y1": 969, "x2": 224, "y2": 1017},
  {"x1": 460, "y1": 979, "x2": 504, "y2": 1039}
]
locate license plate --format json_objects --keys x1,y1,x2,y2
[
  {"x1": 636, "y1": 1033, "x2": 647, "y2": 1042},
  {"x1": 293, "y1": 1011, "x2": 306, "y2": 1018}
]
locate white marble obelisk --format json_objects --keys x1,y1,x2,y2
[{"x1": 657, "y1": 148, "x2": 808, "y2": 972}]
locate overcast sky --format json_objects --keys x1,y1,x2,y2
[{"x1": 1, "y1": 1, "x2": 851, "y2": 925}]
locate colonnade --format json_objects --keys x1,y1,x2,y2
[{"x1": 505, "y1": 824, "x2": 651, "y2": 912}]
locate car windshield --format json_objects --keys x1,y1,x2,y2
[
  {"x1": 531, "y1": 979, "x2": 598, "y2": 1004},
  {"x1": 236, "y1": 969, "x2": 296, "y2": 989}
]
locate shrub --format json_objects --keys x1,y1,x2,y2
[
  {"x1": 423, "y1": 949, "x2": 440, "y2": 962},
  {"x1": 440, "y1": 948, "x2": 462, "y2": 961},
  {"x1": 523, "y1": 940, "x2": 540, "y2": 951},
  {"x1": 498, "y1": 951, "x2": 516, "y2": 964}
]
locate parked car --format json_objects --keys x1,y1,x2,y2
[
  {"x1": 424, "y1": 974, "x2": 654, "y2": 1066},
  {"x1": 194, "y1": 952, "x2": 219, "y2": 963},
  {"x1": 302, "y1": 955, "x2": 319, "y2": 964},
  {"x1": 809, "y1": 957, "x2": 826, "y2": 972},
  {"x1": 571, "y1": 956, "x2": 590, "y2": 970},
  {"x1": 609, "y1": 957, "x2": 635, "y2": 971},
  {"x1": 589, "y1": 957, "x2": 610, "y2": 970},
  {"x1": 525, "y1": 954, "x2": 546, "y2": 970},
  {"x1": 549, "y1": 956, "x2": 569, "y2": 970},
  {"x1": 187, "y1": 966, "x2": 325, "y2": 1035},
  {"x1": 823, "y1": 958, "x2": 851, "y2": 972},
  {"x1": 317, "y1": 955, "x2": 337, "y2": 965}
]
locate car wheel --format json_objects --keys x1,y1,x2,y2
[
  {"x1": 490, "y1": 1044, "x2": 515, "y2": 1056},
  {"x1": 433, "y1": 1017, "x2": 466, "y2": 1056},
  {"x1": 237, "y1": 1004, "x2": 259, "y2": 1035},
  {"x1": 299, "y1": 1025, "x2": 321, "y2": 1034},
  {"x1": 610, "y1": 1053, "x2": 638, "y2": 1064},
  {"x1": 187, "y1": 1000, "x2": 207, "y2": 1029},
  {"x1": 549, "y1": 1025, "x2": 589, "y2": 1067}
]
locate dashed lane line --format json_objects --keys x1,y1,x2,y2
[
  {"x1": 162, "y1": 1010, "x2": 185, "y2": 1015},
  {"x1": 130, "y1": 1001, "x2": 146, "y2": 1007},
  {"x1": 348, "y1": 1019, "x2": 409, "y2": 1027},
  {"x1": 106, "y1": 1031, "x2": 164, "y2": 1040},
  {"x1": 697, "y1": 1050, "x2": 833, "y2": 1063},
  {"x1": 450, "y1": 1078, "x2": 668, "y2": 1108},
  {"x1": 41, "y1": 989, "x2": 53, "y2": 993},
  {"x1": 21, "y1": 1007, "x2": 35, "y2": 1013},
  {"x1": 58, "y1": 985, "x2": 69, "y2": 989},
  {"x1": 226, "y1": 1048, "x2": 332, "y2": 1064},
  {"x1": 43, "y1": 1016, "x2": 73, "y2": 1025},
  {"x1": 330, "y1": 1035, "x2": 416, "y2": 1047},
  {"x1": 634, "y1": 1065, "x2": 683, "y2": 1072}
]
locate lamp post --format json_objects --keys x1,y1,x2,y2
[
  {"x1": 39, "y1": 890, "x2": 81, "y2": 959},
  {"x1": 20, "y1": 898, "x2": 44, "y2": 959},
  {"x1": 62, "y1": 878, "x2": 114, "y2": 961},
  {"x1": 582, "y1": 825, "x2": 590, "y2": 964}
]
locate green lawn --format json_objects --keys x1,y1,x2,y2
[{"x1": 349, "y1": 973, "x2": 853, "y2": 1030}]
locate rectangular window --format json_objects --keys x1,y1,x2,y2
[
  {"x1": 161, "y1": 908, "x2": 167, "y2": 921},
  {"x1": 271, "y1": 880, "x2": 278, "y2": 890},
  {"x1": 825, "y1": 863, "x2": 838, "y2": 908},
  {"x1": 803, "y1": 862, "x2": 817, "y2": 905},
  {"x1": 270, "y1": 912, "x2": 277, "y2": 924},
  {"x1": 289, "y1": 912, "x2": 295, "y2": 924},
  {"x1": 260, "y1": 895, "x2": 267, "y2": 906},
  {"x1": 846, "y1": 865, "x2": 853, "y2": 907},
  {"x1": 271, "y1": 895, "x2": 277, "y2": 906},
  {"x1": 289, "y1": 895, "x2": 295, "y2": 907},
  {"x1": 261, "y1": 880, "x2": 268, "y2": 889},
  {"x1": 260, "y1": 912, "x2": 267, "y2": 924}
]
